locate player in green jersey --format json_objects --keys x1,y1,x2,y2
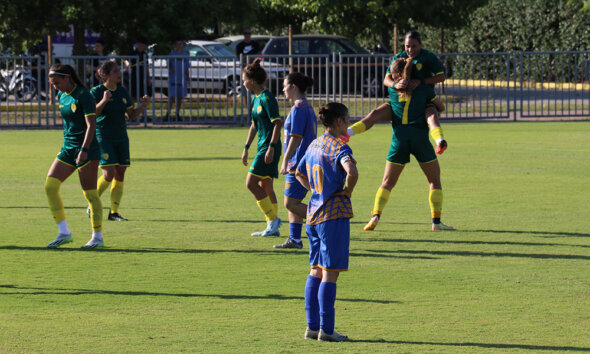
[
  {"x1": 346, "y1": 31, "x2": 453, "y2": 232},
  {"x1": 90, "y1": 60, "x2": 150, "y2": 221},
  {"x1": 45, "y1": 64, "x2": 104, "y2": 249},
  {"x1": 241, "y1": 58, "x2": 283, "y2": 237}
]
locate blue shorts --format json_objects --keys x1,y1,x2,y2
[
  {"x1": 284, "y1": 173, "x2": 308, "y2": 200},
  {"x1": 307, "y1": 218, "x2": 350, "y2": 272}
]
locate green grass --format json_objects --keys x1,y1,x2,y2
[{"x1": 1, "y1": 122, "x2": 589, "y2": 352}]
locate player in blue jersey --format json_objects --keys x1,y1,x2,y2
[
  {"x1": 274, "y1": 72, "x2": 317, "y2": 249},
  {"x1": 45, "y1": 64, "x2": 104, "y2": 249},
  {"x1": 90, "y1": 60, "x2": 150, "y2": 221},
  {"x1": 241, "y1": 58, "x2": 283, "y2": 237},
  {"x1": 296, "y1": 103, "x2": 358, "y2": 342}
]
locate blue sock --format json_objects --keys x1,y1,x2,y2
[
  {"x1": 318, "y1": 281, "x2": 337, "y2": 334},
  {"x1": 289, "y1": 223, "x2": 303, "y2": 243},
  {"x1": 304, "y1": 275, "x2": 321, "y2": 331}
]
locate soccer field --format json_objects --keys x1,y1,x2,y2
[{"x1": 1, "y1": 122, "x2": 589, "y2": 352}]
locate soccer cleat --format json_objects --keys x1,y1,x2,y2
[
  {"x1": 251, "y1": 229, "x2": 266, "y2": 237},
  {"x1": 432, "y1": 222, "x2": 454, "y2": 231},
  {"x1": 108, "y1": 212, "x2": 128, "y2": 221},
  {"x1": 304, "y1": 328, "x2": 319, "y2": 340},
  {"x1": 363, "y1": 215, "x2": 380, "y2": 231},
  {"x1": 318, "y1": 329, "x2": 349, "y2": 342},
  {"x1": 47, "y1": 233, "x2": 73, "y2": 248},
  {"x1": 273, "y1": 238, "x2": 303, "y2": 249},
  {"x1": 435, "y1": 139, "x2": 447, "y2": 155},
  {"x1": 86, "y1": 206, "x2": 91, "y2": 218},
  {"x1": 261, "y1": 217, "x2": 282, "y2": 237},
  {"x1": 81, "y1": 238, "x2": 104, "y2": 249}
]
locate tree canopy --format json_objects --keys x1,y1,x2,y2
[{"x1": 1, "y1": 0, "x2": 590, "y2": 55}]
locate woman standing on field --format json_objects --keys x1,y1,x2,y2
[
  {"x1": 89, "y1": 60, "x2": 150, "y2": 221},
  {"x1": 45, "y1": 64, "x2": 104, "y2": 249},
  {"x1": 241, "y1": 58, "x2": 283, "y2": 237},
  {"x1": 296, "y1": 102, "x2": 358, "y2": 342},
  {"x1": 274, "y1": 72, "x2": 317, "y2": 249}
]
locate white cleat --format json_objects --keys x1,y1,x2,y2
[
  {"x1": 261, "y1": 217, "x2": 282, "y2": 237},
  {"x1": 81, "y1": 238, "x2": 104, "y2": 249},
  {"x1": 47, "y1": 233, "x2": 73, "y2": 248},
  {"x1": 432, "y1": 222, "x2": 454, "y2": 231},
  {"x1": 318, "y1": 329, "x2": 349, "y2": 342}
]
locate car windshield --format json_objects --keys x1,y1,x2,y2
[
  {"x1": 339, "y1": 38, "x2": 369, "y2": 54},
  {"x1": 203, "y1": 44, "x2": 236, "y2": 58}
]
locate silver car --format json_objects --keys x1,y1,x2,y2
[{"x1": 151, "y1": 40, "x2": 287, "y2": 96}]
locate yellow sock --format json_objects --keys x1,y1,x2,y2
[
  {"x1": 256, "y1": 196, "x2": 276, "y2": 221},
  {"x1": 429, "y1": 189, "x2": 443, "y2": 218},
  {"x1": 371, "y1": 187, "x2": 391, "y2": 216},
  {"x1": 44, "y1": 177, "x2": 66, "y2": 223},
  {"x1": 110, "y1": 180, "x2": 124, "y2": 214},
  {"x1": 83, "y1": 189, "x2": 102, "y2": 232},
  {"x1": 349, "y1": 121, "x2": 367, "y2": 135},
  {"x1": 97, "y1": 175, "x2": 111, "y2": 197},
  {"x1": 430, "y1": 127, "x2": 444, "y2": 142}
]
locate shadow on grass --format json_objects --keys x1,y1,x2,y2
[
  {"x1": 466, "y1": 229, "x2": 590, "y2": 238},
  {"x1": 0, "y1": 245, "x2": 438, "y2": 260},
  {"x1": 0, "y1": 284, "x2": 398, "y2": 304},
  {"x1": 0, "y1": 206, "x2": 165, "y2": 210},
  {"x1": 349, "y1": 339, "x2": 590, "y2": 351},
  {"x1": 134, "y1": 156, "x2": 239, "y2": 162},
  {"x1": 365, "y1": 248, "x2": 590, "y2": 260},
  {"x1": 361, "y1": 237, "x2": 590, "y2": 249}
]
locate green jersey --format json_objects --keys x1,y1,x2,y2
[
  {"x1": 250, "y1": 90, "x2": 281, "y2": 150},
  {"x1": 90, "y1": 84, "x2": 133, "y2": 140},
  {"x1": 57, "y1": 85, "x2": 96, "y2": 146},
  {"x1": 389, "y1": 84, "x2": 436, "y2": 128},
  {"x1": 387, "y1": 48, "x2": 444, "y2": 86}
]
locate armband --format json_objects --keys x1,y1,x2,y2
[
  {"x1": 244, "y1": 144, "x2": 250, "y2": 150},
  {"x1": 80, "y1": 147, "x2": 89, "y2": 153},
  {"x1": 270, "y1": 142, "x2": 280, "y2": 149}
]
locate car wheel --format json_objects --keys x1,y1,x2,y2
[
  {"x1": 361, "y1": 75, "x2": 383, "y2": 97},
  {"x1": 224, "y1": 76, "x2": 240, "y2": 97}
]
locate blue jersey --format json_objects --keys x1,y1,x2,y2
[
  {"x1": 283, "y1": 97, "x2": 317, "y2": 173},
  {"x1": 168, "y1": 51, "x2": 190, "y2": 85},
  {"x1": 296, "y1": 134, "x2": 355, "y2": 225}
]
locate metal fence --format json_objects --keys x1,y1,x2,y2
[{"x1": 1, "y1": 51, "x2": 589, "y2": 128}]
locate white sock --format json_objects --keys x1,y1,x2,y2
[
  {"x1": 92, "y1": 231, "x2": 103, "y2": 241},
  {"x1": 436, "y1": 138, "x2": 444, "y2": 144},
  {"x1": 347, "y1": 128, "x2": 354, "y2": 136},
  {"x1": 57, "y1": 220, "x2": 71, "y2": 235}
]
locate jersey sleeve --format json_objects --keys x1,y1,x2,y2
[
  {"x1": 296, "y1": 153, "x2": 309, "y2": 180},
  {"x1": 336, "y1": 144, "x2": 355, "y2": 167},
  {"x1": 289, "y1": 106, "x2": 307, "y2": 137},
  {"x1": 89, "y1": 86, "x2": 102, "y2": 103},
  {"x1": 121, "y1": 86, "x2": 134, "y2": 109},
  {"x1": 428, "y1": 52, "x2": 444, "y2": 76},
  {"x1": 262, "y1": 93, "x2": 281, "y2": 123},
  {"x1": 80, "y1": 90, "x2": 97, "y2": 117}
]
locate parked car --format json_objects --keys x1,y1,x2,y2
[
  {"x1": 151, "y1": 40, "x2": 287, "y2": 96},
  {"x1": 261, "y1": 34, "x2": 388, "y2": 96},
  {"x1": 215, "y1": 35, "x2": 273, "y2": 54}
]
